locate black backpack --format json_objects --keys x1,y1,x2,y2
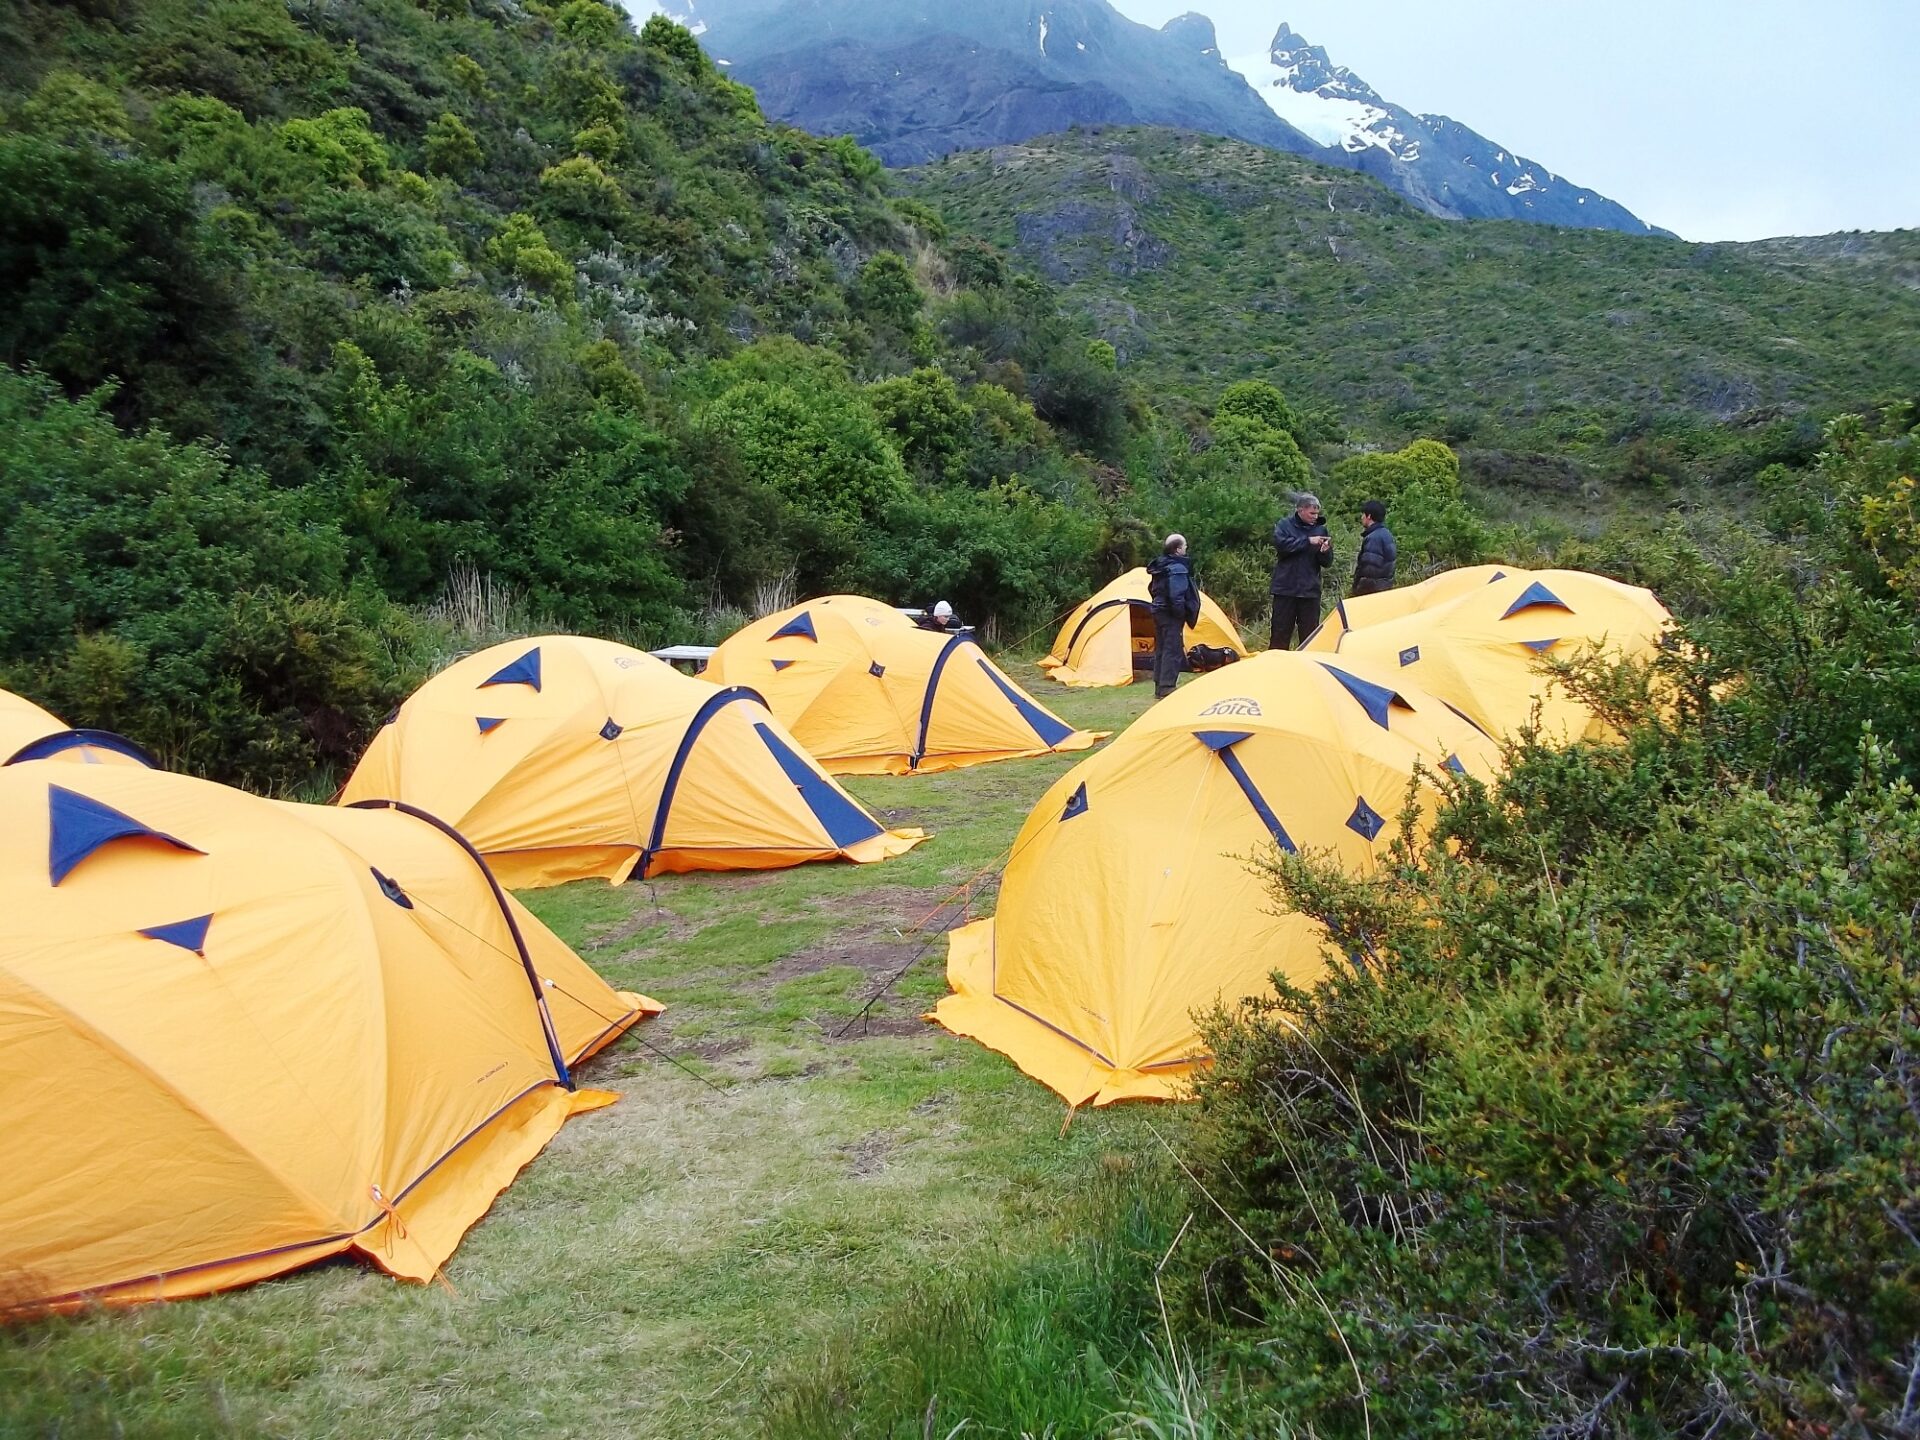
[{"x1": 1185, "y1": 644, "x2": 1239, "y2": 674}]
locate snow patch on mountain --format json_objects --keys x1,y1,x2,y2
[
  {"x1": 1232, "y1": 52, "x2": 1399, "y2": 154},
  {"x1": 1230, "y1": 23, "x2": 1415, "y2": 159},
  {"x1": 1225, "y1": 20, "x2": 1663, "y2": 233}
]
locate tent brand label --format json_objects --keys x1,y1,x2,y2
[
  {"x1": 1399, "y1": 646, "x2": 1421, "y2": 666},
  {"x1": 1198, "y1": 697, "x2": 1262, "y2": 718}
]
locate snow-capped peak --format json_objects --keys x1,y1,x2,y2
[{"x1": 1230, "y1": 22, "x2": 1408, "y2": 159}]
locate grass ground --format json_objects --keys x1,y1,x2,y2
[{"x1": 0, "y1": 662, "x2": 1172, "y2": 1440}]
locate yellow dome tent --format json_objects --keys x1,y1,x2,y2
[
  {"x1": 0, "y1": 687, "x2": 155, "y2": 768},
  {"x1": 1039, "y1": 568, "x2": 1248, "y2": 687},
  {"x1": 704, "y1": 596, "x2": 1104, "y2": 775},
  {"x1": 932, "y1": 652, "x2": 1501, "y2": 1106},
  {"x1": 1301, "y1": 563, "x2": 1523, "y2": 653},
  {"x1": 1332, "y1": 569, "x2": 1672, "y2": 744},
  {"x1": 0, "y1": 765, "x2": 658, "y2": 1313},
  {"x1": 340, "y1": 635, "x2": 923, "y2": 888}
]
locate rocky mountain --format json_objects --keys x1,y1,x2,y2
[
  {"x1": 658, "y1": 0, "x2": 1322, "y2": 165},
  {"x1": 1236, "y1": 23, "x2": 1665, "y2": 234},
  {"x1": 657, "y1": 0, "x2": 1662, "y2": 234}
]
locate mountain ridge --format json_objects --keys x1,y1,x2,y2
[
  {"x1": 1234, "y1": 21, "x2": 1665, "y2": 234},
  {"x1": 908, "y1": 126, "x2": 1918, "y2": 459},
  {"x1": 672, "y1": 0, "x2": 1663, "y2": 234}
]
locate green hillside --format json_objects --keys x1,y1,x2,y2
[
  {"x1": 0, "y1": 0, "x2": 1132, "y2": 787},
  {"x1": 909, "y1": 128, "x2": 1920, "y2": 462}
]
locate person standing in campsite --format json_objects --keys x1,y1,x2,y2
[
  {"x1": 1351, "y1": 500, "x2": 1397, "y2": 597},
  {"x1": 1269, "y1": 493, "x2": 1332, "y2": 649},
  {"x1": 1146, "y1": 534, "x2": 1201, "y2": 700}
]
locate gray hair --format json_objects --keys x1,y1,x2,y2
[
  {"x1": 1164, "y1": 532, "x2": 1187, "y2": 553},
  {"x1": 1293, "y1": 492, "x2": 1322, "y2": 511}
]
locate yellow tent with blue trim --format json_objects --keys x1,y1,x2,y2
[
  {"x1": 0, "y1": 763, "x2": 657, "y2": 1312},
  {"x1": 705, "y1": 596, "x2": 1104, "y2": 775},
  {"x1": 1301, "y1": 563, "x2": 1522, "y2": 653},
  {"x1": 1331, "y1": 569, "x2": 1671, "y2": 744},
  {"x1": 932, "y1": 651, "x2": 1500, "y2": 1106},
  {"x1": 0, "y1": 687, "x2": 155, "y2": 768},
  {"x1": 1039, "y1": 568, "x2": 1247, "y2": 687},
  {"x1": 340, "y1": 634, "x2": 922, "y2": 889}
]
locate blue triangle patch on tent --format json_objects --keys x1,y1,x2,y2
[
  {"x1": 1490, "y1": 570, "x2": 1508, "y2": 582},
  {"x1": 1501, "y1": 581, "x2": 1571, "y2": 620},
  {"x1": 1061, "y1": 782, "x2": 1089, "y2": 821},
  {"x1": 371, "y1": 868, "x2": 413, "y2": 909},
  {"x1": 479, "y1": 647, "x2": 542, "y2": 691},
  {"x1": 1443, "y1": 753, "x2": 1468, "y2": 777},
  {"x1": 139, "y1": 914, "x2": 213, "y2": 956},
  {"x1": 770, "y1": 612, "x2": 816, "y2": 642},
  {"x1": 771, "y1": 659, "x2": 796, "y2": 671},
  {"x1": 1520, "y1": 637, "x2": 1561, "y2": 653},
  {"x1": 1193, "y1": 730, "x2": 1252, "y2": 752},
  {"x1": 752, "y1": 723, "x2": 884, "y2": 849},
  {"x1": 476, "y1": 716, "x2": 507, "y2": 734},
  {"x1": 48, "y1": 785, "x2": 204, "y2": 886},
  {"x1": 975, "y1": 660, "x2": 1075, "y2": 747},
  {"x1": 1321, "y1": 665, "x2": 1410, "y2": 732}
]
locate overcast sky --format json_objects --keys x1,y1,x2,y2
[{"x1": 1109, "y1": 0, "x2": 1917, "y2": 241}]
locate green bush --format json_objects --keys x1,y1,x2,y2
[
  {"x1": 703, "y1": 377, "x2": 911, "y2": 589},
  {"x1": 1329, "y1": 438, "x2": 1490, "y2": 565},
  {"x1": 0, "y1": 369, "x2": 420, "y2": 789},
  {"x1": 857, "y1": 480, "x2": 1101, "y2": 634},
  {"x1": 1183, "y1": 720, "x2": 1920, "y2": 1437}
]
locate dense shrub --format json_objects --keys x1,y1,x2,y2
[
  {"x1": 1183, "y1": 722, "x2": 1920, "y2": 1436},
  {"x1": 1326, "y1": 438, "x2": 1490, "y2": 566},
  {"x1": 0, "y1": 370, "x2": 422, "y2": 789},
  {"x1": 1173, "y1": 419, "x2": 1920, "y2": 1433}
]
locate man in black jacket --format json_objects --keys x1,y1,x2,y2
[
  {"x1": 1351, "y1": 500, "x2": 1397, "y2": 597},
  {"x1": 1146, "y1": 533, "x2": 1201, "y2": 699},
  {"x1": 1270, "y1": 494, "x2": 1332, "y2": 650}
]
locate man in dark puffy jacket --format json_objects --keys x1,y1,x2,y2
[
  {"x1": 1269, "y1": 493, "x2": 1332, "y2": 650},
  {"x1": 1351, "y1": 500, "x2": 1397, "y2": 597},
  {"x1": 1146, "y1": 533, "x2": 1201, "y2": 699}
]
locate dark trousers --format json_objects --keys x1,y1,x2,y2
[
  {"x1": 1151, "y1": 612, "x2": 1186, "y2": 697},
  {"x1": 1269, "y1": 594, "x2": 1321, "y2": 651}
]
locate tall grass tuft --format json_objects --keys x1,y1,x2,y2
[
  {"x1": 421, "y1": 567, "x2": 559, "y2": 663},
  {"x1": 756, "y1": 1163, "x2": 1275, "y2": 1439},
  {"x1": 751, "y1": 566, "x2": 799, "y2": 620}
]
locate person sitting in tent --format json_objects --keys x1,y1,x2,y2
[
  {"x1": 1351, "y1": 499, "x2": 1398, "y2": 597},
  {"x1": 916, "y1": 600, "x2": 963, "y2": 633},
  {"x1": 1270, "y1": 493, "x2": 1332, "y2": 651},
  {"x1": 1146, "y1": 534, "x2": 1201, "y2": 699}
]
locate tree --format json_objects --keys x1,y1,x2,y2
[
  {"x1": 853, "y1": 251, "x2": 923, "y2": 330},
  {"x1": 1211, "y1": 413, "x2": 1311, "y2": 495},
  {"x1": 704, "y1": 379, "x2": 910, "y2": 586},
  {"x1": 423, "y1": 112, "x2": 481, "y2": 179},
  {"x1": 486, "y1": 212, "x2": 572, "y2": 292},
  {"x1": 867, "y1": 367, "x2": 974, "y2": 485}
]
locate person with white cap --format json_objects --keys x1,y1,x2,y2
[
  {"x1": 1146, "y1": 533, "x2": 1200, "y2": 699},
  {"x1": 916, "y1": 599, "x2": 962, "y2": 633}
]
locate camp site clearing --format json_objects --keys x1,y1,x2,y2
[{"x1": 0, "y1": 665, "x2": 1162, "y2": 1440}]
